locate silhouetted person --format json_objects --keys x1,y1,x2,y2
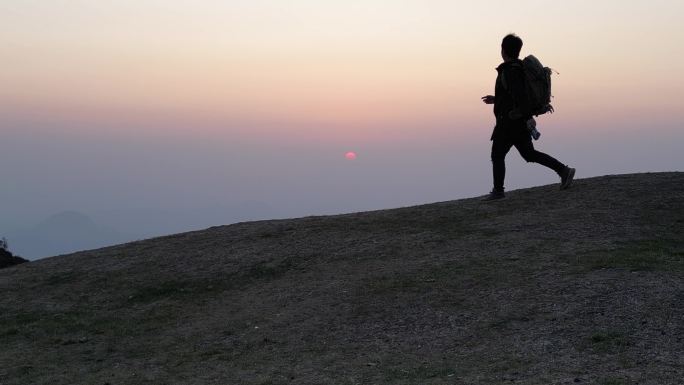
[{"x1": 481, "y1": 34, "x2": 575, "y2": 201}]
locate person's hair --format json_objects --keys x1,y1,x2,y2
[{"x1": 501, "y1": 33, "x2": 523, "y2": 59}]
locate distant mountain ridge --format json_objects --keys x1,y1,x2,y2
[
  {"x1": 1, "y1": 172, "x2": 682, "y2": 384},
  {"x1": 6, "y1": 201, "x2": 279, "y2": 260},
  {"x1": 6, "y1": 210, "x2": 129, "y2": 259}
]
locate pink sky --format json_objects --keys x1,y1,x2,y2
[{"x1": 2, "y1": 1, "x2": 683, "y2": 142}]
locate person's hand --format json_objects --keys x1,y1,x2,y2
[{"x1": 481, "y1": 95, "x2": 495, "y2": 104}]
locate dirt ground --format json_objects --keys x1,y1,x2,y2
[{"x1": 1, "y1": 172, "x2": 682, "y2": 385}]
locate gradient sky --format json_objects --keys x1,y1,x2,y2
[{"x1": 1, "y1": 1, "x2": 683, "y2": 248}]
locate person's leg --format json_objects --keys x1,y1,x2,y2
[
  {"x1": 491, "y1": 138, "x2": 513, "y2": 192},
  {"x1": 514, "y1": 136, "x2": 575, "y2": 189},
  {"x1": 514, "y1": 137, "x2": 566, "y2": 175}
]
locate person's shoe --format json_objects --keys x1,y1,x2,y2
[
  {"x1": 560, "y1": 167, "x2": 576, "y2": 190},
  {"x1": 481, "y1": 190, "x2": 506, "y2": 201}
]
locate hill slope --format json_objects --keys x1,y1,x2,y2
[
  {"x1": 0, "y1": 248, "x2": 28, "y2": 269},
  {"x1": 1, "y1": 173, "x2": 682, "y2": 385}
]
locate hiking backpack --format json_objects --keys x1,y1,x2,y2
[{"x1": 520, "y1": 55, "x2": 555, "y2": 116}]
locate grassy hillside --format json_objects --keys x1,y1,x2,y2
[{"x1": 1, "y1": 173, "x2": 682, "y2": 385}]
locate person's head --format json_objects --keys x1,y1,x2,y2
[{"x1": 501, "y1": 33, "x2": 523, "y2": 61}]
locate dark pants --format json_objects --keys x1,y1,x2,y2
[{"x1": 491, "y1": 135, "x2": 566, "y2": 192}]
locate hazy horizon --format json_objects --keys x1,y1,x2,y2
[{"x1": 2, "y1": 1, "x2": 683, "y2": 258}]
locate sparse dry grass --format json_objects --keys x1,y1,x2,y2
[{"x1": 0, "y1": 172, "x2": 683, "y2": 385}]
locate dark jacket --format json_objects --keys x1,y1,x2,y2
[{"x1": 491, "y1": 59, "x2": 532, "y2": 141}]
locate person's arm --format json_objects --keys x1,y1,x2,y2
[{"x1": 505, "y1": 67, "x2": 532, "y2": 119}]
